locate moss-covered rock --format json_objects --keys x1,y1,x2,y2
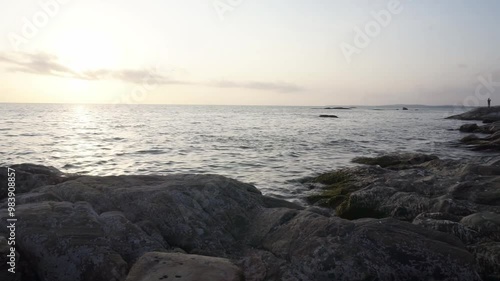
[
  {"x1": 336, "y1": 198, "x2": 387, "y2": 220},
  {"x1": 335, "y1": 186, "x2": 393, "y2": 220},
  {"x1": 313, "y1": 170, "x2": 352, "y2": 185},
  {"x1": 352, "y1": 153, "x2": 438, "y2": 169},
  {"x1": 306, "y1": 170, "x2": 357, "y2": 208}
]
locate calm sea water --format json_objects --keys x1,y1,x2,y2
[{"x1": 0, "y1": 103, "x2": 484, "y2": 202}]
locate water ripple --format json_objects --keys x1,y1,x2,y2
[{"x1": 0, "y1": 104, "x2": 477, "y2": 200}]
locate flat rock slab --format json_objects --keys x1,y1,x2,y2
[
  {"x1": 447, "y1": 106, "x2": 500, "y2": 121},
  {"x1": 125, "y1": 252, "x2": 243, "y2": 281}
]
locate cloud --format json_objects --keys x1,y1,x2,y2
[
  {"x1": 0, "y1": 52, "x2": 78, "y2": 78},
  {"x1": 211, "y1": 80, "x2": 303, "y2": 93},
  {"x1": 457, "y1": 63, "x2": 468, "y2": 69},
  {"x1": 0, "y1": 52, "x2": 304, "y2": 93}
]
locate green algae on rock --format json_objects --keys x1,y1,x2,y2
[{"x1": 306, "y1": 170, "x2": 356, "y2": 208}]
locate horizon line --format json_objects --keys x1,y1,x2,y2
[{"x1": 0, "y1": 101, "x2": 477, "y2": 108}]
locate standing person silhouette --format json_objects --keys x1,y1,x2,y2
[{"x1": 488, "y1": 98, "x2": 491, "y2": 108}]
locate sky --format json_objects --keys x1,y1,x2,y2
[{"x1": 0, "y1": 0, "x2": 499, "y2": 106}]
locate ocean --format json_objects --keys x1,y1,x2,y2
[{"x1": 0, "y1": 103, "x2": 484, "y2": 203}]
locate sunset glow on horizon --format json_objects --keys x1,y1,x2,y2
[{"x1": 1, "y1": 0, "x2": 500, "y2": 106}]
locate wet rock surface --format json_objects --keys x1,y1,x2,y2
[
  {"x1": 305, "y1": 153, "x2": 500, "y2": 280},
  {"x1": 0, "y1": 163, "x2": 487, "y2": 281},
  {"x1": 459, "y1": 122, "x2": 500, "y2": 151}
]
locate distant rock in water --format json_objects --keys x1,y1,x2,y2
[
  {"x1": 324, "y1": 107, "x2": 351, "y2": 110},
  {"x1": 447, "y1": 106, "x2": 500, "y2": 121},
  {"x1": 402, "y1": 107, "x2": 409, "y2": 110},
  {"x1": 319, "y1": 115, "x2": 338, "y2": 118}
]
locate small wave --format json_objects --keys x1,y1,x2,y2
[
  {"x1": 104, "y1": 137, "x2": 126, "y2": 141},
  {"x1": 136, "y1": 149, "x2": 165, "y2": 155}
]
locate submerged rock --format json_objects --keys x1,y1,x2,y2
[
  {"x1": 352, "y1": 153, "x2": 438, "y2": 169},
  {"x1": 0, "y1": 163, "x2": 486, "y2": 281}
]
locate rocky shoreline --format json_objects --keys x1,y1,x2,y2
[
  {"x1": 0, "y1": 107, "x2": 499, "y2": 281},
  {"x1": 449, "y1": 106, "x2": 500, "y2": 151},
  {"x1": 2, "y1": 155, "x2": 499, "y2": 280},
  {"x1": 304, "y1": 153, "x2": 500, "y2": 280}
]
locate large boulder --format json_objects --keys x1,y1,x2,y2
[
  {"x1": 125, "y1": 252, "x2": 243, "y2": 281},
  {"x1": 469, "y1": 242, "x2": 500, "y2": 280},
  {"x1": 0, "y1": 164, "x2": 76, "y2": 199},
  {"x1": 8, "y1": 201, "x2": 130, "y2": 281},
  {"x1": 248, "y1": 211, "x2": 480, "y2": 280},
  {"x1": 460, "y1": 212, "x2": 500, "y2": 242},
  {"x1": 413, "y1": 212, "x2": 478, "y2": 244},
  {"x1": 461, "y1": 134, "x2": 480, "y2": 144},
  {"x1": 459, "y1": 123, "x2": 479, "y2": 133}
]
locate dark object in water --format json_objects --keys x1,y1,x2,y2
[
  {"x1": 319, "y1": 115, "x2": 338, "y2": 118},
  {"x1": 402, "y1": 107, "x2": 409, "y2": 110}
]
